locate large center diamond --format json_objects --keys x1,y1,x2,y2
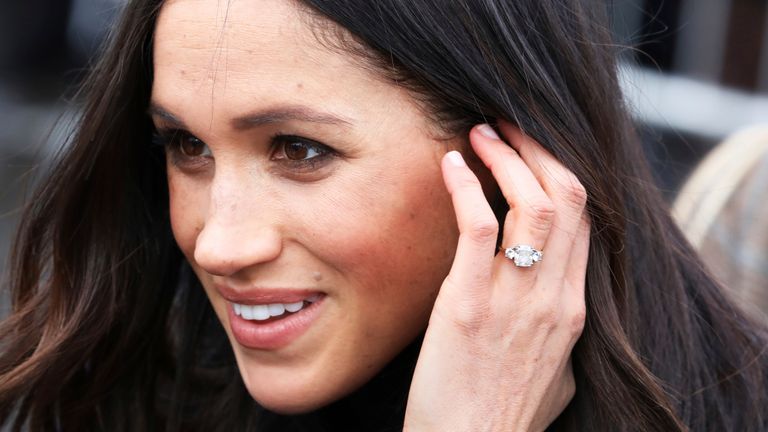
[{"x1": 504, "y1": 245, "x2": 542, "y2": 267}]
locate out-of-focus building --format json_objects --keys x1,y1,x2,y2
[{"x1": 613, "y1": 0, "x2": 768, "y2": 196}]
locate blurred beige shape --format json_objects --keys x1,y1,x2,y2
[{"x1": 674, "y1": 125, "x2": 768, "y2": 323}]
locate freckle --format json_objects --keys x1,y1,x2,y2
[
  {"x1": 409, "y1": 212, "x2": 416, "y2": 220},
  {"x1": 180, "y1": 69, "x2": 186, "y2": 76},
  {"x1": 296, "y1": 83, "x2": 304, "y2": 90},
  {"x1": 313, "y1": 271, "x2": 322, "y2": 282}
]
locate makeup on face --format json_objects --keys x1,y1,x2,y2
[{"x1": 153, "y1": 0, "x2": 463, "y2": 413}]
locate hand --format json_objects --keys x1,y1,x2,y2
[{"x1": 403, "y1": 121, "x2": 590, "y2": 432}]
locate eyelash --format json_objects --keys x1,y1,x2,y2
[
  {"x1": 150, "y1": 128, "x2": 336, "y2": 171},
  {"x1": 271, "y1": 133, "x2": 336, "y2": 170}
]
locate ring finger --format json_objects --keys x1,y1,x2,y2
[{"x1": 469, "y1": 124, "x2": 554, "y2": 282}]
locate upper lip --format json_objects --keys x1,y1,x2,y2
[{"x1": 214, "y1": 282, "x2": 324, "y2": 305}]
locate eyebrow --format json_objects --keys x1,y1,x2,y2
[{"x1": 147, "y1": 103, "x2": 353, "y2": 130}]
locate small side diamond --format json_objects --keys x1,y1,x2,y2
[{"x1": 504, "y1": 248, "x2": 516, "y2": 260}]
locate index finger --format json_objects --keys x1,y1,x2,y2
[{"x1": 440, "y1": 151, "x2": 498, "y2": 296}]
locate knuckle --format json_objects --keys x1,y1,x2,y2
[
  {"x1": 451, "y1": 312, "x2": 491, "y2": 338},
  {"x1": 521, "y1": 199, "x2": 555, "y2": 230},
  {"x1": 533, "y1": 305, "x2": 560, "y2": 330},
  {"x1": 467, "y1": 217, "x2": 499, "y2": 243},
  {"x1": 434, "y1": 305, "x2": 491, "y2": 339},
  {"x1": 561, "y1": 177, "x2": 588, "y2": 210},
  {"x1": 567, "y1": 304, "x2": 587, "y2": 336},
  {"x1": 438, "y1": 277, "x2": 493, "y2": 332}
]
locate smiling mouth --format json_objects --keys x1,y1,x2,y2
[
  {"x1": 227, "y1": 293, "x2": 326, "y2": 350},
  {"x1": 233, "y1": 293, "x2": 323, "y2": 323}
]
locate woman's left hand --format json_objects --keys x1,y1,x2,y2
[{"x1": 403, "y1": 121, "x2": 590, "y2": 431}]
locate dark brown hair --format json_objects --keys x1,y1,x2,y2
[{"x1": 2, "y1": 0, "x2": 767, "y2": 430}]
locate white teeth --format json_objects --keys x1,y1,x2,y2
[
  {"x1": 284, "y1": 301, "x2": 304, "y2": 313},
  {"x1": 233, "y1": 297, "x2": 319, "y2": 321},
  {"x1": 252, "y1": 305, "x2": 270, "y2": 320},
  {"x1": 241, "y1": 305, "x2": 255, "y2": 320},
  {"x1": 268, "y1": 303, "x2": 286, "y2": 316}
]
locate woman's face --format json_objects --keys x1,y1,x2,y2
[{"x1": 152, "y1": 0, "x2": 466, "y2": 413}]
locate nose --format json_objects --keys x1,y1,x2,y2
[{"x1": 193, "y1": 185, "x2": 283, "y2": 277}]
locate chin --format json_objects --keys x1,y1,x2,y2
[
  {"x1": 243, "y1": 383, "x2": 336, "y2": 415},
  {"x1": 230, "y1": 338, "x2": 393, "y2": 416},
  {"x1": 237, "y1": 364, "x2": 351, "y2": 415}
]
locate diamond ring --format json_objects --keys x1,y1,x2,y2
[{"x1": 502, "y1": 244, "x2": 543, "y2": 267}]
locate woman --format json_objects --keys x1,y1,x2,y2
[{"x1": 1, "y1": 0, "x2": 766, "y2": 430}]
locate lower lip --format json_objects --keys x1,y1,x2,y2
[{"x1": 228, "y1": 297, "x2": 325, "y2": 350}]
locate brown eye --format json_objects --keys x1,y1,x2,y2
[
  {"x1": 273, "y1": 135, "x2": 330, "y2": 162},
  {"x1": 178, "y1": 134, "x2": 210, "y2": 157},
  {"x1": 152, "y1": 128, "x2": 212, "y2": 171},
  {"x1": 284, "y1": 141, "x2": 310, "y2": 160}
]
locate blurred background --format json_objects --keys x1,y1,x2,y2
[{"x1": 1, "y1": 0, "x2": 767, "y2": 317}]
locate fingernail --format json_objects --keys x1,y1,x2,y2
[
  {"x1": 477, "y1": 124, "x2": 500, "y2": 140},
  {"x1": 446, "y1": 151, "x2": 466, "y2": 167}
]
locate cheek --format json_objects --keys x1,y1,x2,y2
[{"x1": 306, "y1": 163, "x2": 459, "y2": 314}]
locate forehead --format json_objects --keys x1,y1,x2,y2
[
  {"x1": 155, "y1": 0, "x2": 331, "y2": 78},
  {"x1": 152, "y1": 0, "x2": 414, "y2": 128}
]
